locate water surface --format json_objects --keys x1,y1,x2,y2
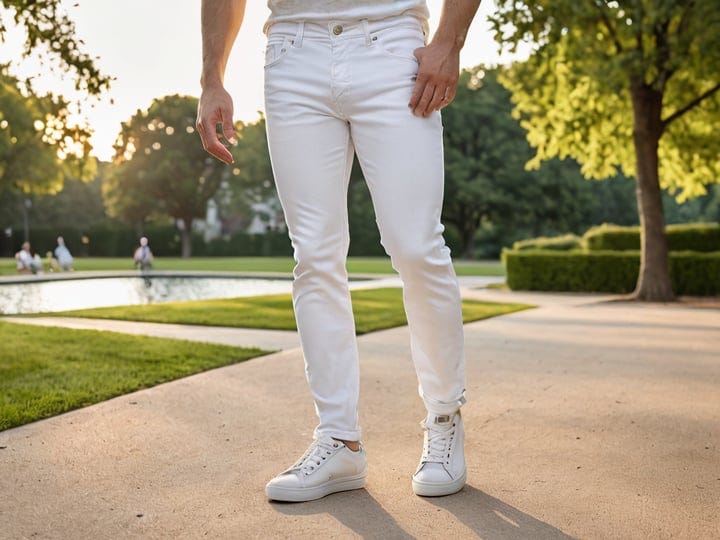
[{"x1": 0, "y1": 275, "x2": 295, "y2": 315}]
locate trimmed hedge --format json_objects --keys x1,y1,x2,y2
[
  {"x1": 13, "y1": 225, "x2": 192, "y2": 257},
  {"x1": 582, "y1": 225, "x2": 640, "y2": 251},
  {"x1": 201, "y1": 231, "x2": 292, "y2": 257},
  {"x1": 666, "y1": 223, "x2": 720, "y2": 252},
  {"x1": 512, "y1": 234, "x2": 582, "y2": 251},
  {"x1": 670, "y1": 251, "x2": 720, "y2": 296},
  {"x1": 583, "y1": 222, "x2": 720, "y2": 252},
  {"x1": 502, "y1": 249, "x2": 720, "y2": 296},
  {"x1": 11, "y1": 225, "x2": 293, "y2": 258}
]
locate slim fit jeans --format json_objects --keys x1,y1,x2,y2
[{"x1": 264, "y1": 15, "x2": 466, "y2": 441}]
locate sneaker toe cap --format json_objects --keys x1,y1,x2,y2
[
  {"x1": 413, "y1": 462, "x2": 452, "y2": 483},
  {"x1": 266, "y1": 470, "x2": 303, "y2": 490}
]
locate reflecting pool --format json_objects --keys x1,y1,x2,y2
[{"x1": 0, "y1": 275, "x2": 295, "y2": 315}]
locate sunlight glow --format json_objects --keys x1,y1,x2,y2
[{"x1": 1, "y1": 0, "x2": 522, "y2": 162}]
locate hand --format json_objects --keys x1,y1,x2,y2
[
  {"x1": 409, "y1": 41, "x2": 460, "y2": 117},
  {"x1": 196, "y1": 84, "x2": 236, "y2": 164}
]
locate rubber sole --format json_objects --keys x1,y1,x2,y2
[
  {"x1": 266, "y1": 472, "x2": 367, "y2": 502},
  {"x1": 412, "y1": 469, "x2": 467, "y2": 497}
]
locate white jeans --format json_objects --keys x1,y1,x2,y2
[{"x1": 264, "y1": 15, "x2": 466, "y2": 441}]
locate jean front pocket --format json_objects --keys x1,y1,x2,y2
[
  {"x1": 264, "y1": 35, "x2": 295, "y2": 69},
  {"x1": 372, "y1": 25, "x2": 425, "y2": 64}
]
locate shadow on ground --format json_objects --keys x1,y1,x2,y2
[
  {"x1": 427, "y1": 486, "x2": 575, "y2": 540},
  {"x1": 270, "y1": 485, "x2": 575, "y2": 539}
]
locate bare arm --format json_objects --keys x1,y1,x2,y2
[
  {"x1": 197, "y1": 0, "x2": 247, "y2": 164},
  {"x1": 409, "y1": 0, "x2": 481, "y2": 117}
]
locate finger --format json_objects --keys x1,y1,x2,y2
[
  {"x1": 221, "y1": 108, "x2": 237, "y2": 145},
  {"x1": 409, "y1": 73, "x2": 428, "y2": 111},
  {"x1": 207, "y1": 137, "x2": 234, "y2": 164},
  {"x1": 442, "y1": 85, "x2": 457, "y2": 107},
  {"x1": 198, "y1": 114, "x2": 233, "y2": 164},
  {"x1": 412, "y1": 82, "x2": 438, "y2": 117},
  {"x1": 408, "y1": 46, "x2": 429, "y2": 110},
  {"x1": 426, "y1": 84, "x2": 446, "y2": 115}
]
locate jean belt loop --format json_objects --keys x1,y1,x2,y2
[
  {"x1": 361, "y1": 19, "x2": 371, "y2": 46},
  {"x1": 294, "y1": 21, "x2": 305, "y2": 47}
]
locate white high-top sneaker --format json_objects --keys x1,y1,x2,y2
[
  {"x1": 412, "y1": 411, "x2": 466, "y2": 497},
  {"x1": 265, "y1": 436, "x2": 367, "y2": 502}
]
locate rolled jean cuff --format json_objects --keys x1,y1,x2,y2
[
  {"x1": 314, "y1": 427, "x2": 362, "y2": 442},
  {"x1": 421, "y1": 388, "x2": 467, "y2": 416}
]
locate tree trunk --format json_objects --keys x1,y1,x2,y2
[
  {"x1": 180, "y1": 218, "x2": 193, "y2": 258},
  {"x1": 630, "y1": 82, "x2": 674, "y2": 301}
]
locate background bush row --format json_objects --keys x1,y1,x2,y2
[
  {"x1": 512, "y1": 222, "x2": 720, "y2": 252},
  {"x1": 2, "y1": 226, "x2": 293, "y2": 258},
  {"x1": 3, "y1": 218, "x2": 467, "y2": 258},
  {"x1": 502, "y1": 250, "x2": 720, "y2": 296}
]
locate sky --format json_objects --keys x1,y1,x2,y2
[{"x1": 3, "y1": 0, "x2": 519, "y2": 161}]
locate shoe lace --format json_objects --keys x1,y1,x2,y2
[
  {"x1": 422, "y1": 420, "x2": 456, "y2": 464},
  {"x1": 292, "y1": 437, "x2": 341, "y2": 476}
]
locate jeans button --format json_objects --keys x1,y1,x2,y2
[{"x1": 333, "y1": 24, "x2": 343, "y2": 35}]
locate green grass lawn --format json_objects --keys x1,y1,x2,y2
[
  {"x1": 0, "y1": 322, "x2": 269, "y2": 431},
  {"x1": 0, "y1": 256, "x2": 505, "y2": 276},
  {"x1": 3, "y1": 287, "x2": 529, "y2": 431},
  {"x1": 49, "y1": 288, "x2": 532, "y2": 334}
]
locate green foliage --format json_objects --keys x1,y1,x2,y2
[
  {"x1": 491, "y1": 1, "x2": 720, "y2": 200},
  {"x1": 666, "y1": 223, "x2": 720, "y2": 252},
  {"x1": 503, "y1": 249, "x2": 720, "y2": 295},
  {"x1": 441, "y1": 66, "x2": 647, "y2": 258},
  {"x1": 503, "y1": 249, "x2": 639, "y2": 293},
  {"x1": 8, "y1": 223, "x2": 185, "y2": 258},
  {"x1": 16, "y1": 173, "x2": 106, "y2": 234},
  {"x1": 0, "y1": 322, "x2": 266, "y2": 430},
  {"x1": 584, "y1": 222, "x2": 720, "y2": 252},
  {"x1": 0, "y1": 71, "x2": 63, "y2": 194},
  {"x1": 0, "y1": 1, "x2": 111, "y2": 96},
  {"x1": 218, "y1": 116, "x2": 278, "y2": 220},
  {"x1": 670, "y1": 252, "x2": 720, "y2": 296},
  {"x1": 512, "y1": 234, "x2": 582, "y2": 251},
  {"x1": 202, "y1": 230, "x2": 292, "y2": 257},
  {"x1": 582, "y1": 224, "x2": 641, "y2": 251}
]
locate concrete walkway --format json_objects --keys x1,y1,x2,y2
[
  {"x1": 1, "y1": 316, "x2": 302, "y2": 351},
  {"x1": 1, "y1": 290, "x2": 719, "y2": 539}
]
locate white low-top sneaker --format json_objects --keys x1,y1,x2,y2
[
  {"x1": 412, "y1": 411, "x2": 466, "y2": 497},
  {"x1": 265, "y1": 436, "x2": 367, "y2": 502}
]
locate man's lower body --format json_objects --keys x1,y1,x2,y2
[{"x1": 262, "y1": 15, "x2": 466, "y2": 501}]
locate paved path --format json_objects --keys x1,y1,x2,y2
[
  {"x1": 1, "y1": 290, "x2": 719, "y2": 539},
  {"x1": 1, "y1": 316, "x2": 302, "y2": 351}
]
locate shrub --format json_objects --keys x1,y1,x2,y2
[
  {"x1": 512, "y1": 234, "x2": 583, "y2": 251},
  {"x1": 203, "y1": 231, "x2": 292, "y2": 257},
  {"x1": 666, "y1": 223, "x2": 720, "y2": 252},
  {"x1": 502, "y1": 249, "x2": 720, "y2": 296},
  {"x1": 583, "y1": 222, "x2": 720, "y2": 252},
  {"x1": 503, "y1": 250, "x2": 639, "y2": 293},
  {"x1": 583, "y1": 224, "x2": 640, "y2": 251},
  {"x1": 670, "y1": 252, "x2": 720, "y2": 296}
]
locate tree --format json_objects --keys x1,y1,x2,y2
[
  {"x1": 0, "y1": 1, "x2": 110, "y2": 197},
  {"x1": 30, "y1": 163, "x2": 106, "y2": 231},
  {"x1": 0, "y1": 70, "x2": 63, "y2": 195},
  {"x1": 102, "y1": 154, "x2": 158, "y2": 230},
  {"x1": 0, "y1": 1, "x2": 111, "y2": 96},
  {"x1": 108, "y1": 95, "x2": 227, "y2": 257},
  {"x1": 441, "y1": 66, "x2": 639, "y2": 257},
  {"x1": 491, "y1": 1, "x2": 720, "y2": 300}
]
